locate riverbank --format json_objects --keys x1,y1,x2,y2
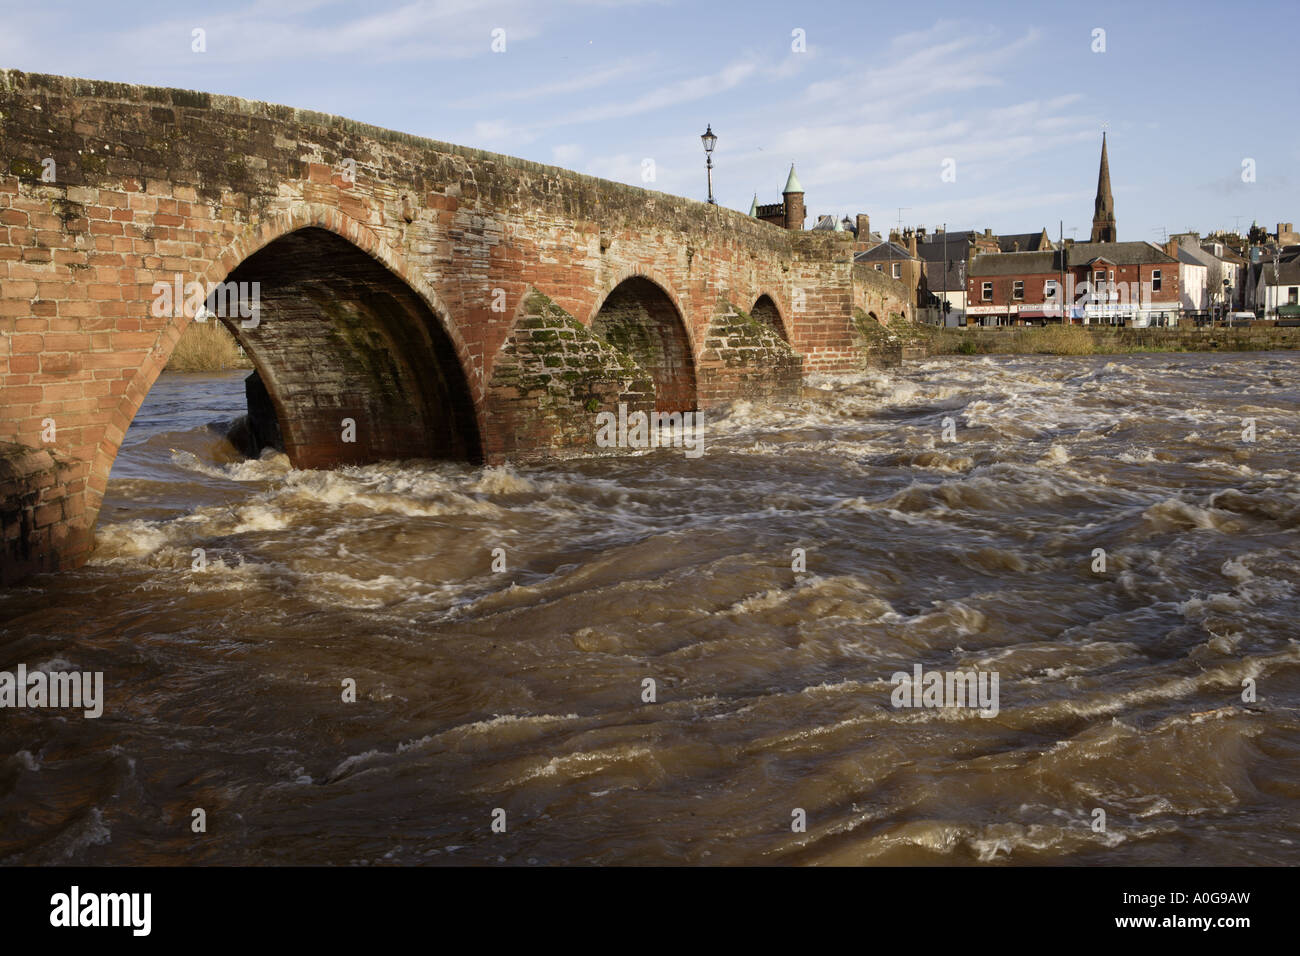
[{"x1": 923, "y1": 325, "x2": 1300, "y2": 356}]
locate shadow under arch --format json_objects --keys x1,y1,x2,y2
[
  {"x1": 751, "y1": 293, "x2": 788, "y2": 340},
  {"x1": 589, "y1": 275, "x2": 697, "y2": 413},
  {"x1": 217, "y1": 226, "x2": 483, "y2": 467}
]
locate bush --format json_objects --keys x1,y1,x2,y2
[
  {"x1": 166, "y1": 320, "x2": 252, "y2": 371},
  {"x1": 1028, "y1": 325, "x2": 1094, "y2": 355}
]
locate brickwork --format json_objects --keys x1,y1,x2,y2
[
  {"x1": 695, "y1": 302, "x2": 802, "y2": 405},
  {"x1": 589, "y1": 277, "x2": 696, "y2": 413},
  {"x1": 0, "y1": 442, "x2": 87, "y2": 585},
  {"x1": 853, "y1": 264, "x2": 916, "y2": 324},
  {"x1": 0, "y1": 70, "x2": 914, "y2": 582},
  {"x1": 749, "y1": 294, "x2": 785, "y2": 339},
  {"x1": 484, "y1": 291, "x2": 652, "y2": 461}
]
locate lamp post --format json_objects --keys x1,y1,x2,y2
[
  {"x1": 700, "y1": 125, "x2": 717, "y2": 205},
  {"x1": 942, "y1": 223, "x2": 948, "y2": 328},
  {"x1": 957, "y1": 260, "x2": 966, "y2": 327}
]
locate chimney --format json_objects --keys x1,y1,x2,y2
[
  {"x1": 907, "y1": 231, "x2": 918, "y2": 258},
  {"x1": 857, "y1": 214, "x2": 870, "y2": 239},
  {"x1": 917, "y1": 225, "x2": 927, "y2": 240},
  {"x1": 889, "y1": 228, "x2": 901, "y2": 244},
  {"x1": 1165, "y1": 239, "x2": 1179, "y2": 260}
]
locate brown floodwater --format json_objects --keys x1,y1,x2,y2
[{"x1": 2, "y1": 352, "x2": 1298, "y2": 865}]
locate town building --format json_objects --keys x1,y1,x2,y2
[
  {"x1": 854, "y1": 229, "x2": 925, "y2": 304},
  {"x1": 921, "y1": 258, "x2": 967, "y2": 325},
  {"x1": 999, "y1": 228, "x2": 1054, "y2": 253},
  {"x1": 910, "y1": 227, "x2": 1053, "y2": 325},
  {"x1": 1169, "y1": 233, "x2": 1240, "y2": 317},
  {"x1": 966, "y1": 241, "x2": 1180, "y2": 327},
  {"x1": 1253, "y1": 254, "x2": 1300, "y2": 320},
  {"x1": 809, "y1": 214, "x2": 847, "y2": 232},
  {"x1": 1174, "y1": 245, "x2": 1209, "y2": 317},
  {"x1": 1200, "y1": 237, "x2": 1249, "y2": 310},
  {"x1": 1243, "y1": 230, "x2": 1300, "y2": 314}
]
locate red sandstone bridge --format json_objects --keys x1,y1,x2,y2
[{"x1": 0, "y1": 71, "x2": 912, "y2": 584}]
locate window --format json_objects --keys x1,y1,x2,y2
[
  {"x1": 1290, "y1": 287, "x2": 1298, "y2": 305},
  {"x1": 1013, "y1": 280, "x2": 1024, "y2": 299},
  {"x1": 1044, "y1": 279, "x2": 1059, "y2": 298},
  {"x1": 1152, "y1": 269, "x2": 1162, "y2": 292},
  {"x1": 892, "y1": 262, "x2": 902, "y2": 279},
  {"x1": 1094, "y1": 270, "x2": 1105, "y2": 284},
  {"x1": 874, "y1": 264, "x2": 882, "y2": 271},
  {"x1": 982, "y1": 281, "x2": 993, "y2": 301}
]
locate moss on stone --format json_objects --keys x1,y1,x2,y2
[
  {"x1": 170, "y1": 89, "x2": 212, "y2": 109},
  {"x1": 8, "y1": 157, "x2": 41, "y2": 179}
]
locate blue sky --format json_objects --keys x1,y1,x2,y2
[{"x1": 2, "y1": 0, "x2": 1295, "y2": 241}]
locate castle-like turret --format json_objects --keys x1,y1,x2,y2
[{"x1": 782, "y1": 164, "x2": 804, "y2": 231}]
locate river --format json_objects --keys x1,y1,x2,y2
[{"x1": 2, "y1": 352, "x2": 1298, "y2": 865}]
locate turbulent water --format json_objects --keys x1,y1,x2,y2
[{"x1": 3, "y1": 352, "x2": 1299, "y2": 866}]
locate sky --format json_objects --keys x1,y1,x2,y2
[{"x1": 1, "y1": 0, "x2": 1295, "y2": 242}]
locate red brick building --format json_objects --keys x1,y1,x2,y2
[{"x1": 966, "y1": 242, "x2": 1180, "y2": 326}]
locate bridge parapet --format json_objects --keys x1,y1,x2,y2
[{"x1": 0, "y1": 70, "x2": 913, "y2": 582}]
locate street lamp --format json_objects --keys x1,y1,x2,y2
[
  {"x1": 700, "y1": 124, "x2": 717, "y2": 205},
  {"x1": 957, "y1": 260, "x2": 966, "y2": 327}
]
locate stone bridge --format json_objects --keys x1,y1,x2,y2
[{"x1": 0, "y1": 70, "x2": 913, "y2": 583}]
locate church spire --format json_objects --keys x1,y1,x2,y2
[{"x1": 1090, "y1": 132, "x2": 1116, "y2": 242}]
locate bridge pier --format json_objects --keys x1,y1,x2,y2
[
  {"x1": 1, "y1": 443, "x2": 91, "y2": 585},
  {"x1": 696, "y1": 301, "x2": 803, "y2": 406}
]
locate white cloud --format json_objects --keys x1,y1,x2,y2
[{"x1": 552, "y1": 143, "x2": 583, "y2": 165}]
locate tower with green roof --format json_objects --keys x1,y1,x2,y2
[{"x1": 782, "y1": 164, "x2": 805, "y2": 230}]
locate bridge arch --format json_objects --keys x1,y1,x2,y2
[
  {"x1": 197, "y1": 202, "x2": 481, "y2": 396},
  {"x1": 587, "y1": 272, "x2": 697, "y2": 413},
  {"x1": 751, "y1": 292, "x2": 789, "y2": 341},
  {"x1": 89, "y1": 204, "x2": 484, "y2": 517}
]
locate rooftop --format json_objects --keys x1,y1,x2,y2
[{"x1": 855, "y1": 242, "x2": 914, "y2": 263}]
